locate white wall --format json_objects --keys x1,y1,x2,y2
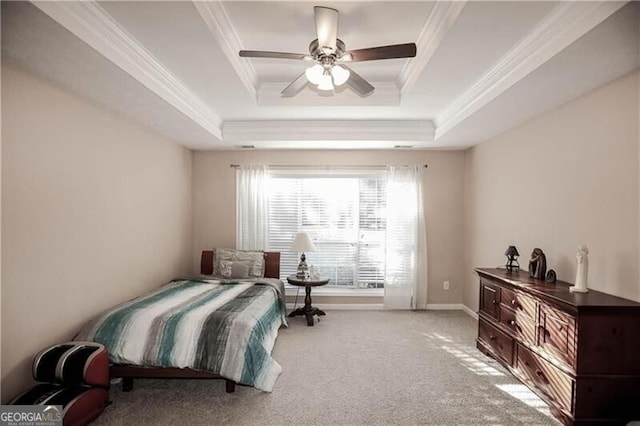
[
  {"x1": 1, "y1": 66, "x2": 193, "y2": 401},
  {"x1": 193, "y1": 150, "x2": 465, "y2": 306},
  {"x1": 463, "y1": 70, "x2": 640, "y2": 311}
]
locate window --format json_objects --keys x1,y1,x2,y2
[
  {"x1": 236, "y1": 164, "x2": 425, "y2": 307},
  {"x1": 268, "y1": 173, "x2": 386, "y2": 288}
]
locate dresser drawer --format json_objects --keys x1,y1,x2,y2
[
  {"x1": 538, "y1": 305, "x2": 576, "y2": 369},
  {"x1": 515, "y1": 344, "x2": 574, "y2": 414},
  {"x1": 479, "y1": 318, "x2": 513, "y2": 365},
  {"x1": 480, "y1": 279, "x2": 500, "y2": 319},
  {"x1": 499, "y1": 306, "x2": 536, "y2": 345},
  {"x1": 500, "y1": 287, "x2": 536, "y2": 320}
]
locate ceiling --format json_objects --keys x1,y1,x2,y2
[{"x1": 2, "y1": 1, "x2": 638, "y2": 150}]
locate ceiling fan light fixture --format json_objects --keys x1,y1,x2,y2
[
  {"x1": 317, "y1": 72, "x2": 334, "y2": 91},
  {"x1": 331, "y1": 65, "x2": 350, "y2": 86},
  {"x1": 305, "y1": 64, "x2": 324, "y2": 85}
]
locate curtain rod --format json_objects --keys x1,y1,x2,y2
[{"x1": 229, "y1": 164, "x2": 428, "y2": 169}]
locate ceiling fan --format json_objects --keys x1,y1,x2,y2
[{"x1": 239, "y1": 6, "x2": 417, "y2": 97}]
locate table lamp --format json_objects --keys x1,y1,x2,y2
[{"x1": 291, "y1": 232, "x2": 316, "y2": 279}]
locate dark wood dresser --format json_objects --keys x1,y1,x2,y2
[{"x1": 475, "y1": 268, "x2": 640, "y2": 425}]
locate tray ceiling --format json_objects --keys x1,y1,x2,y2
[{"x1": 2, "y1": 1, "x2": 638, "y2": 150}]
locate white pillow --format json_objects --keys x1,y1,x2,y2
[{"x1": 214, "y1": 248, "x2": 265, "y2": 278}]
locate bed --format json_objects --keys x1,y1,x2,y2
[{"x1": 74, "y1": 250, "x2": 286, "y2": 393}]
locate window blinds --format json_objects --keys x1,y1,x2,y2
[{"x1": 268, "y1": 174, "x2": 386, "y2": 288}]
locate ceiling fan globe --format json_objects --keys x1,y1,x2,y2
[
  {"x1": 305, "y1": 64, "x2": 324, "y2": 85},
  {"x1": 331, "y1": 65, "x2": 350, "y2": 86},
  {"x1": 317, "y1": 71, "x2": 334, "y2": 91}
]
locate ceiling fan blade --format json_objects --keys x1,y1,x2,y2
[
  {"x1": 342, "y1": 65, "x2": 374, "y2": 96},
  {"x1": 342, "y1": 43, "x2": 417, "y2": 62},
  {"x1": 314, "y1": 6, "x2": 338, "y2": 53},
  {"x1": 281, "y1": 72, "x2": 309, "y2": 97},
  {"x1": 239, "y1": 51, "x2": 310, "y2": 60}
]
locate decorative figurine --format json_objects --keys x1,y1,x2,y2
[
  {"x1": 504, "y1": 246, "x2": 520, "y2": 273},
  {"x1": 528, "y1": 248, "x2": 547, "y2": 280},
  {"x1": 309, "y1": 265, "x2": 320, "y2": 280},
  {"x1": 570, "y1": 244, "x2": 589, "y2": 293},
  {"x1": 545, "y1": 269, "x2": 557, "y2": 283}
]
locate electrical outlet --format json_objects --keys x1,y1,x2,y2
[{"x1": 443, "y1": 281, "x2": 450, "y2": 290}]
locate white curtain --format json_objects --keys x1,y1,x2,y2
[
  {"x1": 236, "y1": 165, "x2": 270, "y2": 250},
  {"x1": 384, "y1": 165, "x2": 428, "y2": 309}
]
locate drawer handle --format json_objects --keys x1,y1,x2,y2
[
  {"x1": 507, "y1": 320, "x2": 521, "y2": 331},
  {"x1": 535, "y1": 370, "x2": 549, "y2": 384},
  {"x1": 538, "y1": 325, "x2": 550, "y2": 337},
  {"x1": 511, "y1": 300, "x2": 521, "y2": 308},
  {"x1": 489, "y1": 335, "x2": 497, "y2": 341}
]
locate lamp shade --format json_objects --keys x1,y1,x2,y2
[{"x1": 291, "y1": 232, "x2": 316, "y2": 252}]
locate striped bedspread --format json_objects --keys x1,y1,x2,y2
[{"x1": 75, "y1": 277, "x2": 287, "y2": 392}]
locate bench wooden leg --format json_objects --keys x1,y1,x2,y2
[
  {"x1": 122, "y1": 377, "x2": 133, "y2": 392},
  {"x1": 225, "y1": 379, "x2": 235, "y2": 393}
]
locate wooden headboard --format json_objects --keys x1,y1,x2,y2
[{"x1": 200, "y1": 250, "x2": 281, "y2": 279}]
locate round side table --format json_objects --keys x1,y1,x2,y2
[{"x1": 287, "y1": 275, "x2": 330, "y2": 326}]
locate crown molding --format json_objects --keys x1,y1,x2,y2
[
  {"x1": 193, "y1": 1, "x2": 258, "y2": 100},
  {"x1": 398, "y1": 1, "x2": 466, "y2": 93},
  {"x1": 434, "y1": 0, "x2": 626, "y2": 140},
  {"x1": 32, "y1": 1, "x2": 223, "y2": 143},
  {"x1": 223, "y1": 120, "x2": 435, "y2": 146},
  {"x1": 257, "y1": 82, "x2": 400, "y2": 106}
]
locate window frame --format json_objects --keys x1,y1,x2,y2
[{"x1": 267, "y1": 168, "x2": 387, "y2": 292}]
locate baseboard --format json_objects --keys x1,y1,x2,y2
[
  {"x1": 286, "y1": 303, "x2": 384, "y2": 310},
  {"x1": 426, "y1": 303, "x2": 464, "y2": 310},
  {"x1": 425, "y1": 303, "x2": 478, "y2": 319},
  {"x1": 285, "y1": 303, "x2": 479, "y2": 315},
  {"x1": 461, "y1": 304, "x2": 479, "y2": 320},
  {"x1": 285, "y1": 287, "x2": 383, "y2": 297}
]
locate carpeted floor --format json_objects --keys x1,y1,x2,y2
[{"x1": 94, "y1": 310, "x2": 559, "y2": 425}]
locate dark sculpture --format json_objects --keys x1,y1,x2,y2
[
  {"x1": 545, "y1": 269, "x2": 557, "y2": 283},
  {"x1": 504, "y1": 245, "x2": 520, "y2": 273},
  {"x1": 528, "y1": 248, "x2": 547, "y2": 280}
]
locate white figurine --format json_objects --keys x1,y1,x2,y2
[{"x1": 570, "y1": 244, "x2": 589, "y2": 293}]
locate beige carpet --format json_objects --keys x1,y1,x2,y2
[{"x1": 94, "y1": 311, "x2": 558, "y2": 425}]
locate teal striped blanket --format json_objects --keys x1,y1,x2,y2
[{"x1": 75, "y1": 277, "x2": 287, "y2": 392}]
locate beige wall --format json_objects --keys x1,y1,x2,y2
[
  {"x1": 193, "y1": 150, "x2": 465, "y2": 306},
  {"x1": 1, "y1": 66, "x2": 193, "y2": 401},
  {"x1": 463, "y1": 70, "x2": 640, "y2": 311}
]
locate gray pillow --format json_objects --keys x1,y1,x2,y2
[
  {"x1": 219, "y1": 260, "x2": 252, "y2": 279},
  {"x1": 235, "y1": 251, "x2": 265, "y2": 277},
  {"x1": 214, "y1": 248, "x2": 236, "y2": 275}
]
